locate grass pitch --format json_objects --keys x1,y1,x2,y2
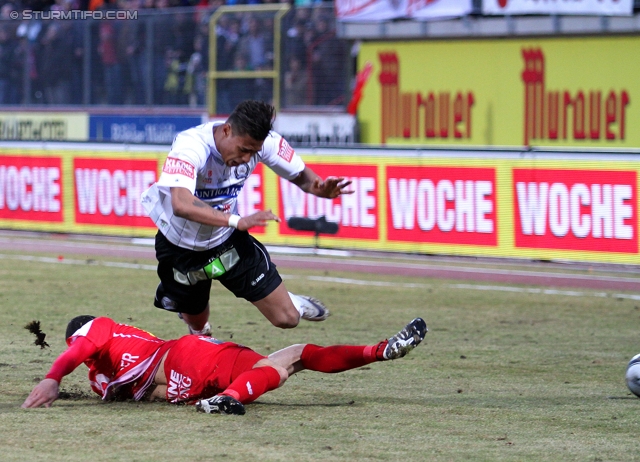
[{"x1": 1, "y1": 248, "x2": 640, "y2": 461}]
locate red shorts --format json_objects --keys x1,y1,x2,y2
[{"x1": 163, "y1": 335, "x2": 265, "y2": 403}]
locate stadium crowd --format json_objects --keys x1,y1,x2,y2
[{"x1": 0, "y1": 0, "x2": 346, "y2": 109}]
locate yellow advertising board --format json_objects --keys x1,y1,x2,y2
[
  {"x1": 0, "y1": 112, "x2": 89, "y2": 141},
  {"x1": 357, "y1": 37, "x2": 640, "y2": 148}
]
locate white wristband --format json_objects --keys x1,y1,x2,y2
[{"x1": 228, "y1": 214, "x2": 241, "y2": 229}]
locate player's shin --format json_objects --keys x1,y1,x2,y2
[
  {"x1": 300, "y1": 344, "x2": 379, "y2": 373},
  {"x1": 220, "y1": 366, "x2": 282, "y2": 404}
]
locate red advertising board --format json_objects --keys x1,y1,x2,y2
[
  {"x1": 278, "y1": 163, "x2": 379, "y2": 240},
  {"x1": 513, "y1": 168, "x2": 638, "y2": 253},
  {"x1": 0, "y1": 155, "x2": 63, "y2": 222},
  {"x1": 386, "y1": 166, "x2": 497, "y2": 245},
  {"x1": 74, "y1": 158, "x2": 157, "y2": 227},
  {"x1": 236, "y1": 163, "x2": 264, "y2": 235}
]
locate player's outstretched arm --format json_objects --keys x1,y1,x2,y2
[
  {"x1": 21, "y1": 336, "x2": 98, "y2": 409},
  {"x1": 22, "y1": 378, "x2": 60, "y2": 408},
  {"x1": 236, "y1": 209, "x2": 281, "y2": 231},
  {"x1": 170, "y1": 187, "x2": 280, "y2": 231},
  {"x1": 290, "y1": 166, "x2": 354, "y2": 199}
]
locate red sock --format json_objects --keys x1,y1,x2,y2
[
  {"x1": 221, "y1": 366, "x2": 281, "y2": 404},
  {"x1": 300, "y1": 343, "x2": 386, "y2": 373}
]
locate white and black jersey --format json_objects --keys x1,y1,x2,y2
[{"x1": 142, "y1": 121, "x2": 305, "y2": 250}]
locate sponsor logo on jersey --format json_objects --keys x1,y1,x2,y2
[
  {"x1": 277, "y1": 138, "x2": 294, "y2": 163},
  {"x1": 196, "y1": 185, "x2": 244, "y2": 200},
  {"x1": 120, "y1": 353, "x2": 140, "y2": 369},
  {"x1": 163, "y1": 157, "x2": 196, "y2": 178},
  {"x1": 167, "y1": 369, "x2": 192, "y2": 401}
]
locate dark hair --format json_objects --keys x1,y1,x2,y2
[
  {"x1": 65, "y1": 315, "x2": 96, "y2": 340},
  {"x1": 227, "y1": 100, "x2": 275, "y2": 141}
]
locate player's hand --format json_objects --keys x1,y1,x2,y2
[
  {"x1": 21, "y1": 378, "x2": 59, "y2": 408},
  {"x1": 237, "y1": 209, "x2": 281, "y2": 231},
  {"x1": 313, "y1": 176, "x2": 354, "y2": 199}
]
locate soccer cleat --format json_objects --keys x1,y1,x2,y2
[
  {"x1": 178, "y1": 313, "x2": 212, "y2": 336},
  {"x1": 188, "y1": 321, "x2": 212, "y2": 336},
  {"x1": 383, "y1": 317, "x2": 428, "y2": 360},
  {"x1": 195, "y1": 394, "x2": 245, "y2": 415},
  {"x1": 297, "y1": 295, "x2": 330, "y2": 322}
]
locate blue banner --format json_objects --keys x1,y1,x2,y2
[{"x1": 89, "y1": 115, "x2": 205, "y2": 144}]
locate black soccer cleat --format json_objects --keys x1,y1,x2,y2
[
  {"x1": 195, "y1": 394, "x2": 245, "y2": 415},
  {"x1": 383, "y1": 317, "x2": 428, "y2": 360}
]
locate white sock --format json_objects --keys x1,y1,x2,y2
[{"x1": 288, "y1": 292, "x2": 305, "y2": 319}]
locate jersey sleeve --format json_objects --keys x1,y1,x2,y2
[
  {"x1": 67, "y1": 317, "x2": 113, "y2": 351},
  {"x1": 259, "y1": 132, "x2": 305, "y2": 181},
  {"x1": 156, "y1": 131, "x2": 205, "y2": 192},
  {"x1": 45, "y1": 336, "x2": 98, "y2": 383}
]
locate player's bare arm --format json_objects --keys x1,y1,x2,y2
[
  {"x1": 171, "y1": 186, "x2": 280, "y2": 231},
  {"x1": 291, "y1": 166, "x2": 354, "y2": 199}
]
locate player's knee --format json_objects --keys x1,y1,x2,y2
[
  {"x1": 255, "y1": 362, "x2": 288, "y2": 389},
  {"x1": 271, "y1": 364, "x2": 289, "y2": 387},
  {"x1": 270, "y1": 311, "x2": 300, "y2": 329}
]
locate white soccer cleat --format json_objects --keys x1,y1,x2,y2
[{"x1": 295, "y1": 295, "x2": 331, "y2": 321}]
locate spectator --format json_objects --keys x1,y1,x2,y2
[
  {"x1": 40, "y1": 23, "x2": 73, "y2": 104},
  {"x1": 226, "y1": 51, "x2": 253, "y2": 105},
  {"x1": 16, "y1": 18, "x2": 42, "y2": 103},
  {"x1": 0, "y1": 26, "x2": 11, "y2": 104},
  {"x1": 237, "y1": 15, "x2": 266, "y2": 71},
  {"x1": 118, "y1": 0, "x2": 147, "y2": 104},
  {"x1": 68, "y1": 17, "x2": 86, "y2": 104},
  {"x1": 283, "y1": 55, "x2": 308, "y2": 107},
  {"x1": 216, "y1": 15, "x2": 240, "y2": 113},
  {"x1": 237, "y1": 15, "x2": 272, "y2": 103},
  {"x1": 162, "y1": 51, "x2": 184, "y2": 104},
  {"x1": 284, "y1": 17, "x2": 308, "y2": 67},
  {"x1": 152, "y1": 0, "x2": 173, "y2": 104},
  {"x1": 310, "y1": 15, "x2": 346, "y2": 106},
  {"x1": 184, "y1": 30, "x2": 208, "y2": 106},
  {"x1": 170, "y1": 7, "x2": 196, "y2": 63},
  {"x1": 97, "y1": 18, "x2": 124, "y2": 104}
]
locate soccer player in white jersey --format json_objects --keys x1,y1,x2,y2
[{"x1": 141, "y1": 100, "x2": 353, "y2": 335}]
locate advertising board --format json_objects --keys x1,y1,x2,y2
[
  {"x1": 357, "y1": 37, "x2": 640, "y2": 149},
  {"x1": 1, "y1": 142, "x2": 640, "y2": 265}
]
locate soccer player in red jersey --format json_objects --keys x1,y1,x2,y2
[{"x1": 22, "y1": 316, "x2": 427, "y2": 415}]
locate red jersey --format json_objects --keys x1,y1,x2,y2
[{"x1": 64, "y1": 317, "x2": 176, "y2": 401}]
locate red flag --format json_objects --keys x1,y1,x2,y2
[{"x1": 347, "y1": 61, "x2": 373, "y2": 115}]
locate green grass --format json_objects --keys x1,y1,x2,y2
[{"x1": 1, "y1": 249, "x2": 640, "y2": 461}]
